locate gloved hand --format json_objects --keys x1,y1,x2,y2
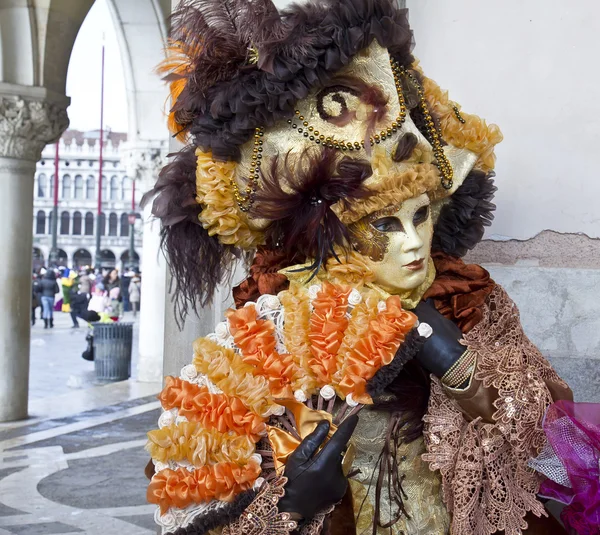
[
  {"x1": 278, "y1": 415, "x2": 358, "y2": 521},
  {"x1": 413, "y1": 300, "x2": 465, "y2": 378}
]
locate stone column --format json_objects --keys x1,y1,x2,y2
[
  {"x1": 124, "y1": 142, "x2": 168, "y2": 383},
  {"x1": 0, "y1": 92, "x2": 69, "y2": 421}
]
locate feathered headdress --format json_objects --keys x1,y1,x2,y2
[{"x1": 145, "y1": 0, "x2": 502, "y2": 325}]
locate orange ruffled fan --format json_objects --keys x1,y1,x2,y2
[{"x1": 147, "y1": 281, "x2": 417, "y2": 516}]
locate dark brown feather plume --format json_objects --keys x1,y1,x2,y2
[
  {"x1": 140, "y1": 146, "x2": 239, "y2": 326},
  {"x1": 251, "y1": 148, "x2": 372, "y2": 274}
]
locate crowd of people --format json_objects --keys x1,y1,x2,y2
[{"x1": 31, "y1": 266, "x2": 142, "y2": 329}]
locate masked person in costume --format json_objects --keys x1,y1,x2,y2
[{"x1": 143, "y1": 1, "x2": 575, "y2": 534}]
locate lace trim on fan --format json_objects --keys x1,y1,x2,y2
[
  {"x1": 423, "y1": 285, "x2": 568, "y2": 535},
  {"x1": 222, "y1": 477, "x2": 297, "y2": 535}
]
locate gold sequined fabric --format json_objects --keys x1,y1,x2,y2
[
  {"x1": 351, "y1": 407, "x2": 450, "y2": 534},
  {"x1": 222, "y1": 478, "x2": 297, "y2": 535},
  {"x1": 423, "y1": 285, "x2": 569, "y2": 535}
]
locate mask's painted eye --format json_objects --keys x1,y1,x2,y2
[
  {"x1": 413, "y1": 205, "x2": 430, "y2": 226},
  {"x1": 316, "y1": 85, "x2": 360, "y2": 123},
  {"x1": 372, "y1": 216, "x2": 403, "y2": 233}
]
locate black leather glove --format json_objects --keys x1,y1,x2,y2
[
  {"x1": 278, "y1": 415, "x2": 358, "y2": 520},
  {"x1": 413, "y1": 300, "x2": 465, "y2": 378}
]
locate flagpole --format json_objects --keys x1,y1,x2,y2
[
  {"x1": 94, "y1": 39, "x2": 106, "y2": 271},
  {"x1": 128, "y1": 179, "x2": 136, "y2": 269},
  {"x1": 49, "y1": 140, "x2": 60, "y2": 266}
]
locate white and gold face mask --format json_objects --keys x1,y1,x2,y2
[{"x1": 350, "y1": 194, "x2": 434, "y2": 294}]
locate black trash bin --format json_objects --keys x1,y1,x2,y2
[{"x1": 92, "y1": 322, "x2": 133, "y2": 382}]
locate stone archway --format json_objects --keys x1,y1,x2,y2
[
  {"x1": 0, "y1": 0, "x2": 170, "y2": 420},
  {"x1": 97, "y1": 248, "x2": 116, "y2": 269},
  {"x1": 73, "y1": 248, "x2": 93, "y2": 268},
  {"x1": 55, "y1": 248, "x2": 69, "y2": 267}
]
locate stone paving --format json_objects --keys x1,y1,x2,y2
[{"x1": 0, "y1": 311, "x2": 162, "y2": 535}]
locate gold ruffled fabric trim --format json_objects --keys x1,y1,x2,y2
[
  {"x1": 193, "y1": 337, "x2": 274, "y2": 418},
  {"x1": 146, "y1": 422, "x2": 255, "y2": 466},
  {"x1": 335, "y1": 161, "x2": 440, "y2": 225},
  {"x1": 414, "y1": 62, "x2": 503, "y2": 173},
  {"x1": 195, "y1": 150, "x2": 263, "y2": 249},
  {"x1": 280, "y1": 283, "x2": 318, "y2": 394}
]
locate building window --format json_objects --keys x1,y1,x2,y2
[
  {"x1": 101, "y1": 175, "x2": 107, "y2": 201},
  {"x1": 72, "y1": 211, "x2": 82, "y2": 235},
  {"x1": 84, "y1": 212, "x2": 94, "y2": 235},
  {"x1": 74, "y1": 175, "x2": 84, "y2": 199},
  {"x1": 122, "y1": 176, "x2": 132, "y2": 201},
  {"x1": 62, "y1": 174, "x2": 71, "y2": 199},
  {"x1": 110, "y1": 176, "x2": 119, "y2": 200},
  {"x1": 36, "y1": 211, "x2": 46, "y2": 234},
  {"x1": 120, "y1": 213, "x2": 130, "y2": 236},
  {"x1": 98, "y1": 212, "x2": 106, "y2": 236},
  {"x1": 60, "y1": 211, "x2": 70, "y2": 235},
  {"x1": 108, "y1": 212, "x2": 118, "y2": 236},
  {"x1": 48, "y1": 211, "x2": 53, "y2": 235},
  {"x1": 50, "y1": 174, "x2": 55, "y2": 199},
  {"x1": 86, "y1": 176, "x2": 95, "y2": 199},
  {"x1": 38, "y1": 174, "x2": 48, "y2": 198}
]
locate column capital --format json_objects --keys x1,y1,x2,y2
[
  {"x1": 122, "y1": 141, "x2": 169, "y2": 186},
  {"x1": 0, "y1": 95, "x2": 69, "y2": 162}
]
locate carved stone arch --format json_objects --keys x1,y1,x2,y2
[{"x1": 105, "y1": 0, "x2": 170, "y2": 141}]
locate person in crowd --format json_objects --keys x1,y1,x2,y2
[
  {"x1": 128, "y1": 275, "x2": 141, "y2": 317},
  {"x1": 79, "y1": 269, "x2": 92, "y2": 294},
  {"x1": 109, "y1": 286, "x2": 123, "y2": 318},
  {"x1": 31, "y1": 273, "x2": 40, "y2": 326},
  {"x1": 103, "y1": 269, "x2": 120, "y2": 292},
  {"x1": 69, "y1": 283, "x2": 90, "y2": 329},
  {"x1": 37, "y1": 269, "x2": 59, "y2": 329},
  {"x1": 88, "y1": 282, "x2": 108, "y2": 315},
  {"x1": 60, "y1": 268, "x2": 78, "y2": 313},
  {"x1": 104, "y1": 269, "x2": 122, "y2": 314},
  {"x1": 120, "y1": 270, "x2": 133, "y2": 313}
]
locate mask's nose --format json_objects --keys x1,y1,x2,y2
[{"x1": 402, "y1": 220, "x2": 424, "y2": 254}]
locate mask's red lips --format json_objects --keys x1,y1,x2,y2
[{"x1": 403, "y1": 259, "x2": 425, "y2": 271}]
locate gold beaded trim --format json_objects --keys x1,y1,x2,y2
[
  {"x1": 285, "y1": 56, "x2": 454, "y2": 190},
  {"x1": 441, "y1": 349, "x2": 476, "y2": 389},
  {"x1": 452, "y1": 105, "x2": 466, "y2": 124},
  {"x1": 232, "y1": 127, "x2": 264, "y2": 212},
  {"x1": 287, "y1": 57, "x2": 408, "y2": 151},
  {"x1": 400, "y1": 68, "x2": 454, "y2": 190},
  {"x1": 247, "y1": 46, "x2": 259, "y2": 66}
]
